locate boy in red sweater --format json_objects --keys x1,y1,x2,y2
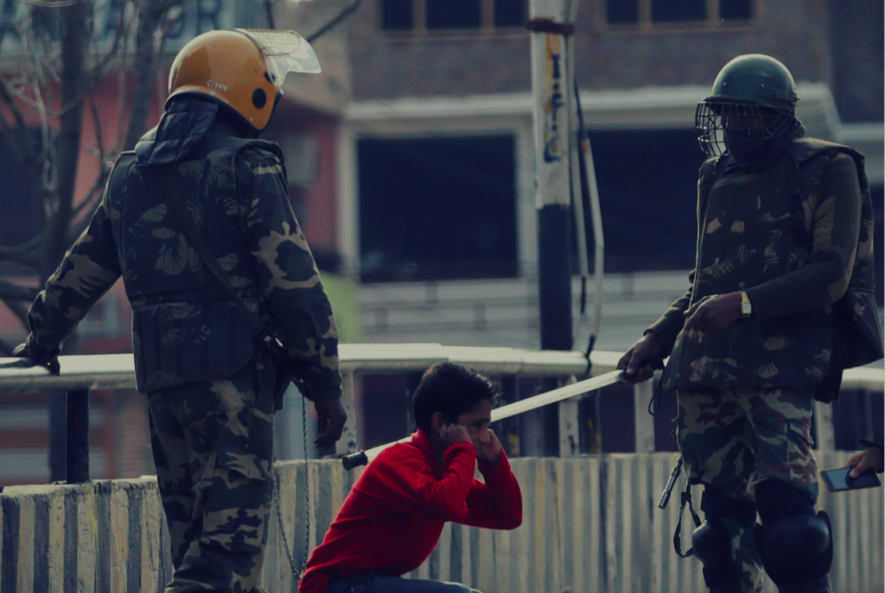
[{"x1": 299, "y1": 362, "x2": 523, "y2": 593}]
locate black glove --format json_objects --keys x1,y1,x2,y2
[{"x1": 12, "y1": 342, "x2": 60, "y2": 376}]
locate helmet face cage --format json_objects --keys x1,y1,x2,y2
[{"x1": 695, "y1": 100, "x2": 794, "y2": 159}]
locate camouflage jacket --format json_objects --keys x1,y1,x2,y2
[
  {"x1": 22, "y1": 130, "x2": 342, "y2": 399},
  {"x1": 653, "y1": 138, "x2": 874, "y2": 391}
]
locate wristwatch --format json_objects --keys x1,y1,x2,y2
[{"x1": 740, "y1": 291, "x2": 753, "y2": 319}]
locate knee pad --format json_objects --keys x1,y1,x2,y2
[
  {"x1": 692, "y1": 488, "x2": 757, "y2": 592},
  {"x1": 755, "y1": 480, "x2": 832, "y2": 592},
  {"x1": 756, "y1": 511, "x2": 832, "y2": 592},
  {"x1": 755, "y1": 478, "x2": 815, "y2": 524}
]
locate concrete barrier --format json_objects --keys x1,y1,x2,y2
[{"x1": 1, "y1": 452, "x2": 881, "y2": 592}]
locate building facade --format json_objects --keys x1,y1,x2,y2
[
  {"x1": 339, "y1": 0, "x2": 884, "y2": 449},
  {"x1": 341, "y1": 0, "x2": 883, "y2": 349}
]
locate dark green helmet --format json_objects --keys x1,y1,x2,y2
[
  {"x1": 696, "y1": 54, "x2": 800, "y2": 159},
  {"x1": 707, "y1": 54, "x2": 798, "y2": 110}
]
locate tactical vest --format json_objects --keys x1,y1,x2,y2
[
  {"x1": 107, "y1": 134, "x2": 286, "y2": 393},
  {"x1": 662, "y1": 138, "x2": 880, "y2": 392}
]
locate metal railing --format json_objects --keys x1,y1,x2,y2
[{"x1": 0, "y1": 344, "x2": 882, "y2": 483}]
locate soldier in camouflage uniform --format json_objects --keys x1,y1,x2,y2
[
  {"x1": 13, "y1": 29, "x2": 347, "y2": 592},
  {"x1": 620, "y1": 55, "x2": 881, "y2": 593}
]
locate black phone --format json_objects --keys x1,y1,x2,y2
[{"x1": 820, "y1": 467, "x2": 881, "y2": 493}]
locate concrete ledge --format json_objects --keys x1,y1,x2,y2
[{"x1": 1, "y1": 453, "x2": 881, "y2": 592}]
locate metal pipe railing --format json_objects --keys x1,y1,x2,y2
[
  {"x1": 0, "y1": 345, "x2": 617, "y2": 395},
  {"x1": 1, "y1": 345, "x2": 880, "y2": 394},
  {"x1": 1, "y1": 345, "x2": 882, "y2": 484}
]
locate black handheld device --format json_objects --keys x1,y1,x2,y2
[
  {"x1": 820, "y1": 467, "x2": 881, "y2": 493},
  {"x1": 341, "y1": 451, "x2": 368, "y2": 471}
]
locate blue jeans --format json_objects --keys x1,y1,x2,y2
[{"x1": 324, "y1": 570, "x2": 482, "y2": 593}]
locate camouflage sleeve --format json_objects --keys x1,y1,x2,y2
[
  {"x1": 745, "y1": 154, "x2": 862, "y2": 320},
  {"x1": 237, "y1": 148, "x2": 342, "y2": 401},
  {"x1": 22, "y1": 195, "x2": 122, "y2": 361},
  {"x1": 646, "y1": 271, "x2": 693, "y2": 355}
]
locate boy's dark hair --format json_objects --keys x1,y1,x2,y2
[{"x1": 412, "y1": 362, "x2": 499, "y2": 434}]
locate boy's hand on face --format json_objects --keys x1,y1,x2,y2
[
  {"x1": 475, "y1": 429, "x2": 503, "y2": 467},
  {"x1": 439, "y1": 423, "x2": 472, "y2": 447}
]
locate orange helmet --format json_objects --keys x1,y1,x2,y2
[{"x1": 167, "y1": 29, "x2": 321, "y2": 132}]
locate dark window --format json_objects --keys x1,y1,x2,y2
[
  {"x1": 381, "y1": 0, "x2": 414, "y2": 31},
  {"x1": 426, "y1": 0, "x2": 481, "y2": 29},
  {"x1": 586, "y1": 129, "x2": 707, "y2": 272},
  {"x1": 0, "y1": 133, "x2": 41, "y2": 248},
  {"x1": 495, "y1": 0, "x2": 527, "y2": 27},
  {"x1": 607, "y1": 0, "x2": 639, "y2": 25},
  {"x1": 362, "y1": 375, "x2": 410, "y2": 448},
  {"x1": 719, "y1": 0, "x2": 752, "y2": 20},
  {"x1": 358, "y1": 135, "x2": 518, "y2": 282},
  {"x1": 651, "y1": 0, "x2": 705, "y2": 22}
]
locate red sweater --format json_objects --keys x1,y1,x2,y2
[{"x1": 299, "y1": 430, "x2": 523, "y2": 593}]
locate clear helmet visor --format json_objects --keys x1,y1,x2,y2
[{"x1": 234, "y1": 29, "x2": 322, "y2": 90}]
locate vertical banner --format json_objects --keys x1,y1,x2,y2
[
  {"x1": 529, "y1": 0, "x2": 579, "y2": 209},
  {"x1": 529, "y1": 0, "x2": 580, "y2": 455}
]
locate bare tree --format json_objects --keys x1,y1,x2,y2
[
  {"x1": 0, "y1": 0, "x2": 190, "y2": 355},
  {"x1": 0, "y1": 0, "x2": 190, "y2": 481},
  {"x1": 0, "y1": 0, "x2": 364, "y2": 353}
]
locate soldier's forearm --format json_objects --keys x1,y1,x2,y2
[{"x1": 647, "y1": 291, "x2": 692, "y2": 354}]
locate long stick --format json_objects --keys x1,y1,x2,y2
[{"x1": 341, "y1": 369, "x2": 625, "y2": 470}]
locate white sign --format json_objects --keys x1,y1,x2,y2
[{"x1": 529, "y1": 0, "x2": 579, "y2": 209}]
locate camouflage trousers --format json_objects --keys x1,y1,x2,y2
[
  {"x1": 677, "y1": 387, "x2": 819, "y2": 593},
  {"x1": 147, "y1": 355, "x2": 276, "y2": 593}
]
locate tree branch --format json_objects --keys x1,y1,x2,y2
[
  {"x1": 0, "y1": 243, "x2": 40, "y2": 268},
  {"x1": 45, "y1": 0, "x2": 131, "y2": 121},
  {"x1": 66, "y1": 187, "x2": 102, "y2": 244},
  {"x1": 155, "y1": 0, "x2": 189, "y2": 13},
  {"x1": 87, "y1": 90, "x2": 107, "y2": 168},
  {"x1": 45, "y1": 0, "x2": 88, "y2": 271},
  {"x1": 0, "y1": 280, "x2": 40, "y2": 302},
  {"x1": 0, "y1": 76, "x2": 39, "y2": 171},
  {"x1": 13, "y1": 0, "x2": 78, "y2": 7},
  {"x1": 307, "y1": 0, "x2": 364, "y2": 43},
  {"x1": 70, "y1": 89, "x2": 111, "y2": 233},
  {"x1": 122, "y1": 2, "x2": 164, "y2": 151},
  {"x1": 72, "y1": 173, "x2": 105, "y2": 219}
]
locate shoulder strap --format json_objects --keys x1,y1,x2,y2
[
  {"x1": 789, "y1": 144, "x2": 867, "y2": 253},
  {"x1": 673, "y1": 476, "x2": 702, "y2": 559}
]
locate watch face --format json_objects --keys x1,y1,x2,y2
[{"x1": 742, "y1": 303, "x2": 752, "y2": 315}]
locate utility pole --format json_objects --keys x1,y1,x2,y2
[{"x1": 529, "y1": 0, "x2": 580, "y2": 456}]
